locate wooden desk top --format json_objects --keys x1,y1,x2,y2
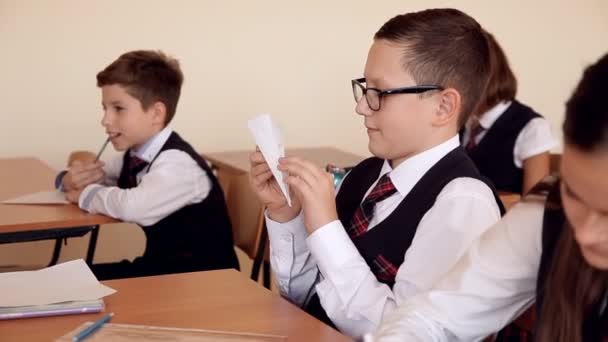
[
  {"x1": 0, "y1": 269, "x2": 351, "y2": 342},
  {"x1": 0, "y1": 158, "x2": 116, "y2": 233},
  {"x1": 205, "y1": 147, "x2": 365, "y2": 175}
]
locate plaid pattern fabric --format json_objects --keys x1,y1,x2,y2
[
  {"x1": 347, "y1": 173, "x2": 396, "y2": 238},
  {"x1": 465, "y1": 122, "x2": 485, "y2": 152},
  {"x1": 126, "y1": 155, "x2": 148, "y2": 187},
  {"x1": 372, "y1": 255, "x2": 399, "y2": 282}
]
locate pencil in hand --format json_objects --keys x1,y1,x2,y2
[{"x1": 94, "y1": 137, "x2": 111, "y2": 162}]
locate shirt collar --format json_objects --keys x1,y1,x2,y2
[
  {"x1": 130, "y1": 126, "x2": 173, "y2": 162},
  {"x1": 478, "y1": 101, "x2": 512, "y2": 129},
  {"x1": 379, "y1": 135, "x2": 461, "y2": 197}
]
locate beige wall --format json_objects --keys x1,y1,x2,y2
[{"x1": 1, "y1": 0, "x2": 606, "y2": 265}]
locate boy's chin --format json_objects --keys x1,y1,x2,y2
[
  {"x1": 368, "y1": 141, "x2": 388, "y2": 159},
  {"x1": 110, "y1": 141, "x2": 129, "y2": 152}
]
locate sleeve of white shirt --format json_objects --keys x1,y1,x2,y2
[
  {"x1": 374, "y1": 198, "x2": 545, "y2": 342},
  {"x1": 265, "y1": 169, "x2": 355, "y2": 307},
  {"x1": 513, "y1": 117, "x2": 557, "y2": 168},
  {"x1": 78, "y1": 149, "x2": 211, "y2": 226},
  {"x1": 267, "y1": 212, "x2": 320, "y2": 306},
  {"x1": 306, "y1": 178, "x2": 502, "y2": 338}
]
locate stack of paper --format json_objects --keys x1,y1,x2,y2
[{"x1": 0, "y1": 259, "x2": 116, "y2": 320}]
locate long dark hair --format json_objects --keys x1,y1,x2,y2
[{"x1": 536, "y1": 53, "x2": 608, "y2": 342}]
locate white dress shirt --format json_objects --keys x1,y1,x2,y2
[
  {"x1": 462, "y1": 101, "x2": 557, "y2": 167},
  {"x1": 266, "y1": 135, "x2": 502, "y2": 338},
  {"x1": 78, "y1": 127, "x2": 212, "y2": 226},
  {"x1": 374, "y1": 197, "x2": 547, "y2": 342}
]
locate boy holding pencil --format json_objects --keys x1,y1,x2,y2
[{"x1": 58, "y1": 50, "x2": 239, "y2": 280}]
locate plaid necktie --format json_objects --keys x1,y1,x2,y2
[
  {"x1": 348, "y1": 173, "x2": 396, "y2": 238},
  {"x1": 465, "y1": 121, "x2": 485, "y2": 152},
  {"x1": 126, "y1": 154, "x2": 148, "y2": 188}
]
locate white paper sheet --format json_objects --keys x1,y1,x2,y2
[
  {"x1": 1, "y1": 190, "x2": 69, "y2": 204},
  {"x1": 247, "y1": 114, "x2": 291, "y2": 206},
  {"x1": 0, "y1": 259, "x2": 116, "y2": 307}
]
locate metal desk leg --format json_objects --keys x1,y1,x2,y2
[
  {"x1": 85, "y1": 225, "x2": 100, "y2": 265},
  {"x1": 47, "y1": 238, "x2": 64, "y2": 267},
  {"x1": 263, "y1": 260, "x2": 271, "y2": 289},
  {"x1": 251, "y1": 222, "x2": 268, "y2": 288}
]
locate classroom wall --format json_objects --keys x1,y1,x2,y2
[{"x1": 1, "y1": 0, "x2": 606, "y2": 265}]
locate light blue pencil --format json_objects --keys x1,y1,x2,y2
[{"x1": 72, "y1": 312, "x2": 114, "y2": 341}]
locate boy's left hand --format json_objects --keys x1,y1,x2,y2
[
  {"x1": 65, "y1": 188, "x2": 84, "y2": 204},
  {"x1": 279, "y1": 157, "x2": 338, "y2": 234}
]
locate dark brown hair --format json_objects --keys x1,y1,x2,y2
[
  {"x1": 96, "y1": 50, "x2": 183, "y2": 125},
  {"x1": 563, "y1": 53, "x2": 608, "y2": 152},
  {"x1": 374, "y1": 8, "x2": 491, "y2": 128},
  {"x1": 474, "y1": 32, "x2": 517, "y2": 116},
  {"x1": 536, "y1": 223, "x2": 608, "y2": 342},
  {"x1": 536, "y1": 53, "x2": 608, "y2": 342}
]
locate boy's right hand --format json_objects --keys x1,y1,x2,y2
[
  {"x1": 62, "y1": 160, "x2": 105, "y2": 191},
  {"x1": 249, "y1": 150, "x2": 301, "y2": 223}
]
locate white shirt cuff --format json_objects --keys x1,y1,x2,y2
[
  {"x1": 78, "y1": 184, "x2": 104, "y2": 212},
  {"x1": 266, "y1": 210, "x2": 309, "y2": 255}
]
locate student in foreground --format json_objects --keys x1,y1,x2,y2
[
  {"x1": 374, "y1": 52, "x2": 608, "y2": 342},
  {"x1": 249, "y1": 8, "x2": 503, "y2": 338},
  {"x1": 462, "y1": 31, "x2": 556, "y2": 195},
  {"x1": 59, "y1": 50, "x2": 239, "y2": 280}
]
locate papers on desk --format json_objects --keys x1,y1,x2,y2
[
  {"x1": 57, "y1": 322, "x2": 287, "y2": 341},
  {"x1": 0, "y1": 259, "x2": 115, "y2": 319},
  {"x1": 247, "y1": 114, "x2": 291, "y2": 206},
  {"x1": 1, "y1": 190, "x2": 69, "y2": 204}
]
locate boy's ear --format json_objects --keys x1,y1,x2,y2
[
  {"x1": 433, "y1": 88, "x2": 461, "y2": 127},
  {"x1": 151, "y1": 101, "x2": 167, "y2": 125}
]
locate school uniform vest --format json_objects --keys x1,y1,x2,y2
[
  {"x1": 536, "y1": 179, "x2": 607, "y2": 341},
  {"x1": 305, "y1": 146, "x2": 505, "y2": 327},
  {"x1": 466, "y1": 100, "x2": 542, "y2": 194},
  {"x1": 117, "y1": 132, "x2": 239, "y2": 274}
]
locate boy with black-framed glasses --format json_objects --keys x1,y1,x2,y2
[{"x1": 249, "y1": 8, "x2": 504, "y2": 339}]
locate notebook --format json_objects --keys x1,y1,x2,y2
[
  {"x1": 0, "y1": 299, "x2": 104, "y2": 320},
  {"x1": 0, "y1": 259, "x2": 115, "y2": 320}
]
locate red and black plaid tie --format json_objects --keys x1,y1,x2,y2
[
  {"x1": 126, "y1": 154, "x2": 148, "y2": 188},
  {"x1": 348, "y1": 173, "x2": 396, "y2": 238},
  {"x1": 465, "y1": 121, "x2": 485, "y2": 152}
]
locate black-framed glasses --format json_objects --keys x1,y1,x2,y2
[{"x1": 351, "y1": 78, "x2": 444, "y2": 111}]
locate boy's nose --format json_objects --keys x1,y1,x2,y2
[
  {"x1": 355, "y1": 97, "x2": 373, "y2": 117},
  {"x1": 100, "y1": 112, "x2": 111, "y2": 127}
]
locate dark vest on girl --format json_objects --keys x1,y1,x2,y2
[
  {"x1": 465, "y1": 100, "x2": 542, "y2": 194},
  {"x1": 305, "y1": 146, "x2": 505, "y2": 327},
  {"x1": 117, "y1": 132, "x2": 239, "y2": 274},
  {"x1": 536, "y1": 179, "x2": 607, "y2": 341}
]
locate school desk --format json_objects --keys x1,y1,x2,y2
[
  {"x1": 0, "y1": 157, "x2": 116, "y2": 266},
  {"x1": 0, "y1": 268, "x2": 351, "y2": 341}
]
